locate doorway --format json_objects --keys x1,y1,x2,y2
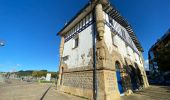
[
  {"x1": 128, "y1": 65, "x2": 138, "y2": 90},
  {"x1": 115, "y1": 61, "x2": 124, "y2": 94}
]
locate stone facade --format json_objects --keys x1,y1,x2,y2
[{"x1": 57, "y1": 0, "x2": 149, "y2": 100}]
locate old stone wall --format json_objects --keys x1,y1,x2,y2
[
  {"x1": 62, "y1": 71, "x2": 93, "y2": 89},
  {"x1": 60, "y1": 70, "x2": 120, "y2": 100},
  {"x1": 59, "y1": 69, "x2": 120, "y2": 100}
]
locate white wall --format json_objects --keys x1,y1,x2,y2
[
  {"x1": 62, "y1": 25, "x2": 93, "y2": 68},
  {"x1": 103, "y1": 11, "x2": 143, "y2": 66}
]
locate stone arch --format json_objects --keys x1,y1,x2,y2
[
  {"x1": 134, "y1": 63, "x2": 144, "y2": 86},
  {"x1": 124, "y1": 58, "x2": 133, "y2": 67},
  {"x1": 127, "y1": 65, "x2": 139, "y2": 90},
  {"x1": 115, "y1": 60, "x2": 124, "y2": 94},
  {"x1": 115, "y1": 61, "x2": 121, "y2": 70},
  {"x1": 111, "y1": 51, "x2": 124, "y2": 70}
]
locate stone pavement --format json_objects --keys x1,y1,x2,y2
[
  {"x1": 1, "y1": 80, "x2": 170, "y2": 100},
  {"x1": 0, "y1": 79, "x2": 86, "y2": 100},
  {"x1": 43, "y1": 86, "x2": 86, "y2": 100},
  {"x1": 121, "y1": 85, "x2": 170, "y2": 100},
  {"x1": 0, "y1": 83, "x2": 49, "y2": 100}
]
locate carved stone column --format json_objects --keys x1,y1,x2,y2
[
  {"x1": 95, "y1": 3, "x2": 106, "y2": 69},
  {"x1": 95, "y1": 3, "x2": 120, "y2": 100},
  {"x1": 96, "y1": 4, "x2": 104, "y2": 40},
  {"x1": 139, "y1": 51, "x2": 149, "y2": 88},
  {"x1": 57, "y1": 36, "x2": 65, "y2": 88}
]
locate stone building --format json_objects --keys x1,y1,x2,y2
[
  {"x1": 148, "y1": 29, "x2": 170, "y2": 82},
  {"x1": 57, "y1": 0, "x2": 149, "y2": 99}
]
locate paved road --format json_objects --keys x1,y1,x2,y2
[
  {"x1": 121, "y1": 85, "x2": 170, "y2": 100},
  {"x1": 0, "y1": 79, "x2": 85, "y2": 100}
]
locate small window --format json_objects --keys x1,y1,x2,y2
[
  {"x1": 77, "y1": 23, "x2": 80, "y2": 30},
  {"x1": 113, "y1": 20, "x2": 116, "y2": 27},
  {"x1": 75, "y1": 25, "x2": 77, "y2": 32},
  {"x1": 62, "y1": 55, "x2": 69, "y2": 61},
  {"x1": 139, "y1": 57, "x2": 142, "y2": 64},
  {"x1": 83, "y1": 18, "x2": 86, "y2": 26},
  {"x1": 112, "y1": 32, "x2": 117, "y2": 46},
  {"x1": 88, "y1": 14, "x2": 90, "y2": 21},
  {"x1": 86, "y1": 15, "x2": 89, "y2": 24},
  {"x1": 126, "y1": 45, "x2": 130, "y2": 56},
  {"x1": 89, "y1": 13, "x2": 92, "y2": 21},
  {"x1": 73, "y1": 36, "x2": 79, "y2": 49},
  {"x1": 73, "y1": 27, "x2": 75, "y2": 33},
  {"x1": 109, "y1": 16, "x2": 113, "y2": 25},
  {"x1": 80, "y1": 21, "x2": 83, "y2": 28},
  {"x1": 121, "y1": 29, "x2": 126, "y2": 39},
  {"x1": 74, "y1": 26, "x2": 77, "y2": 33},
  {"x1": 70, "y1": 29, "x2": 73, "y2": 35},
  {"x1": 129, "y1": 37, "x2": 133, "y2": 45}
]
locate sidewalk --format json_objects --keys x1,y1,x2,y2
[{"x1": 121, "y1": 85, "x2": 170, "y2": 100}]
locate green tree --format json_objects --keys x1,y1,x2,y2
[{"x1": 32, "y1": 71, "x2": 38, "y2": 77}]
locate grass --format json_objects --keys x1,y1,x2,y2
[{"x1": 39, "y1": 80, "x2": 55, "y2": 83}]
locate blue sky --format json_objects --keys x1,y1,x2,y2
[{"x1": 0, "y1": 0, "x2": 169, "y2": 72}]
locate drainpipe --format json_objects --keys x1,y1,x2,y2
[
  {"x1": 92, "y1": 1, "x2": 105, "y2": 99},
  {"x1": 92, "y1": 10, "x2": 98, "y2": 100},
  {"x1": 91, "y1": 2, "x2": 98, "y2": 100}
]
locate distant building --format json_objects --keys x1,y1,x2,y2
[
  {"x1": 57, "y1": 0, "x2": 149, "y2": 99},
  {"x1": 45, "y1": 73, "x2": 51, "y2": 81},
  {"x1": 148, "y1": 29, "x2": 170, "y2": 80}
]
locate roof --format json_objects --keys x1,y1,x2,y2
[
  {"x1": 103, "y1": 3, "x2": 143, "y2": 51},
  {"x1": 149, "y1": 29, "x2": 170, "y2": 51},
  {"x1": 57, "y1": 2, "x2": 95, "y2": 36},
  {"x1": 57, "y1": 1, "x2": 144, "y2": 52}
]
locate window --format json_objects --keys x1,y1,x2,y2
[
  {"x1": 139, "y1": 57, "x2": 142, "y2": 64},
  {"x1": 70, "y1": 29, "x2": 73, "y2": 35},
  {"x1": 62, "y1": 55, "x2": 69, "y2": 61},
  {"x1": 83, "y1": 18, "x2": 86, "y2": 26},
  {"x1": 121, "y1": 29, "x2": 126, "y2": 39},
  {"x1": 129, "y1": 37, "x2": 132, "y2": 45},
  {"x1": 86, "y1": 15, "x2": 89, "y2": 24},
  {"x1": 126, "y1": 45, "x2": 130, "y2": 56},
  {"x1": 89, "y1": 13, "x2": 92, "y2": 21},
  {"x1": 80, "y1": 21, "x2": 82, "y2": 28},
  {"x1": 109, "y1": 16, "x2": 113, "y2": 25},
  {"x1": 75, "y1": 25, "x2": 78, "y2": 31},
  {"x1": 112, "y1": 32, "x2": 117, "y2": 46},
  {"x1": 73, "y1": 27, "x2": 75, "y2": 33},
  {"x1": 115, "y1": 61, "x2": 121, "y2": 71},
  {"x1": 88, "y1": 13, "x2": 91, "y2": 21},
  {"x1": 73, "y1": 36, "x2": 79, "y2": 49},
  {"x1": 113, "y1": 20, "x2": 116, "y2": 27},
  {"x1": 78, "y1": 23, "x2": 80, "y2": 30},
  {"x1": 77, "y1": 24, "x2": 79, "y2": 31},
  {"x1": 134, "y1": 51, "x2": 137, "y2": 61}
]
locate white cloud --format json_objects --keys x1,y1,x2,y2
[
  {"x1": 16, "y1": 64, "x2": 22, "y2": 67},
  {"x1": 144, "y1": 60, "x2": 149, "y2": 71}
]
